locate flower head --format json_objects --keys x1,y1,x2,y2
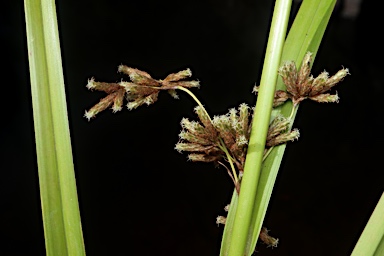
[
  {"x1": 85, "y1": 66, "x2": 199, "y2": 120},
  {"x1": 277, "y1": 52, "x2": 349, "y2": 105}
]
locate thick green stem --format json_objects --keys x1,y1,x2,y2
[
  {"x1": 24, "y1": 0, "x2": 85, "y2": 255},
  {"x1": 351, "y1": 193, "x2": 384, "y2": 256},
  {"x1": 227, "y1": 1, "x2": 291, "y2": 255}
]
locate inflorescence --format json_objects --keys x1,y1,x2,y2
[
  {"x1": 254, "y1": 52, "x2": 349, "y2": 106},
  {"x1": 85, "y1": 66, "x2": 199, "y2": 120},
  {"x1": 85, "y1": 53, "x2": 348, "y2": 247},
  {"x1": 85, "y1": 52, "x2": 348, "y2": 189}
]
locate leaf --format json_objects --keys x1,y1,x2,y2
[
  {"x1": 351, "y1": 193, "x2": 384, "y2": 256},
  {"x1": 24, "y1": 0, "x2": 86, "y2": 255}
]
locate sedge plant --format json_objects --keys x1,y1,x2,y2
[{"x1": 24, "y1": 0, "x2": 383, "y2": 255}]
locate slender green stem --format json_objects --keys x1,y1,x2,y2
[
  {"x1": 176, "y1": 86, "x2": 211, "y2": 120},
  {"x1": 219, "y1": 143, "x2": 239, "y2": 184},
  {"x1": 262, "y1": 148, "x2": 272, "y2": 162},
  {"x1": 289, "y1": 104, "x2": 298, "y2": 119},
  {"x1": 227, "y1": 1, "x2": 291, "y2": 255}
]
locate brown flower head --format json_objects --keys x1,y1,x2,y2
[
  {"x1": 85, "y1": 66, "x2": 199, "y2": 120},
  {"x1": 259, "y1": 227, "x2": 279, "y2": 248},
  {"x1": 277, "y1": 52, "x2": 349, "y2": 105},
  {"x1": 176, "y1": 104, "x2": 300, "y2": 176},
  {"x1": 84, "y1": 78, "x2": 126, "y2": 121},
  {"x1": 266, "y1": 115, "x2": 299, "y2": 148},
  {"x1": 175, "y1": 106, "x2": 222, "y2": 164},
  {"x1": 175, "y1": 104, "x2": 251, "y2": 173}
]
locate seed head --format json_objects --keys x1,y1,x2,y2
[
  {"x1": 85, "y1": 66, "x2": 199, "y2": 120},
  {"x1": 278, "y1": 52, "x2": 349, "y2": 105},
  {"x1": 266, "y1": 116, "x2": 299, "y2": 147},
  {"x1": 259, "y1": 227, "x2": 279, "y2": 248},
  {"x1": 216, "y1": 216, "x2": 226, "y2": 226},
  {"x1": 278, "y1": 61, "x2": 298, "y2": 97}
]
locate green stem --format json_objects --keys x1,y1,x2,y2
[
  {"x1": 351, "y1": 193, "x2": 384, "y2": 256},
  {"x1": 289, "y1": 104, "x2": 298, "y2": 119},
  {"x1": 24, "y1": 0, "x2": 85, "y2": 255},
  {"x1": 227, "y1": 0, "x2": 291, "y2": 255},
  {"x1": 219, "y1": 143, "x2": 239, "y2": 184},
  {"x1": 176, "y1": 86, "x2": 211, "y2": 121}
]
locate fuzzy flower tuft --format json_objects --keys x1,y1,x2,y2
[
  {"x1": 276, "y1": 52, "x2": 349, "y2": 105},
  {"x1": 86, "y1": 77, "x2": 96, "y2": 90},
  {"x1": 259, "y1": 227, "x2": 279, "y2": 248},
  {"x1": 266, "y1": 115, "x2": 300, "y2": 148},
  {"x1": 216, "y1": 216, "x2": 226, "y2": 226},
  {"x1": 176, "y1": 104, "x2": 252, "y2": 173},
  {"x1": 254, "y1": 52, "x2": 349, "y2": 107},
  {"x1": 176, "y1": 104, "x2": 300, "y2": 178},
  {"x1": 85, "y1": 66, "x2": 199, "y2": 120}
]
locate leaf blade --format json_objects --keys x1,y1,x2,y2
[{"x1": 24, "y1": 0, "x2": 86, "y2": 254}]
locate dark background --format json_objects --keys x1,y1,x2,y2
[{"x1": 2, "y1": 0, "x2": 383, "y2": 255}]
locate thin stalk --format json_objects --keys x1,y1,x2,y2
[
  {"x1": 176, "y1": 86, "x2": 211, "y2": 120},
  {"x1": 227, "y1": 1, "x2": 291, "y2": 255},
  {"x1": 24, "y1": 0, "x2": 85, "y2": 255},
  {"x1": 219, "y1": 144, "x2": 239, "y2": 184}
]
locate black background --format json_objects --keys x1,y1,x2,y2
[{"x1": 2, "y1": 0, "x2": 383, "y2": 255}]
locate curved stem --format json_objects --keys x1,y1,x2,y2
[
  {"x1": 175, "y1": 86, "x2": 212, "y2": 121},
  {"x1": 218, "y1": 161, "x2": 240, "y2": 193},
  {"x1": 139, "y1": 84, "x2": 241, "y2": 187}
]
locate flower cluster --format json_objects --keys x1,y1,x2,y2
[
  {"x1": 175, "y1": 104, "x2": 299, "y2": 177},
  {"x1": 259, "y1": 227, "x2": 279, "y2": 248},
  {"x1": 175, "y1": 104, "x2": 251, "y2": 174},
  {"x1": 84, "y1": 65, "x2": 302, "y2": 187},
  {"x1": 266, "y1": 115, "x2": 299, "y2": 148},
  {"x1": 278, "y1": 52, "x2": 349, "y2": 105},
  {"x1": 254, "y1": 52, "x2": 349, "y2": 107},
  {"x1": 85, "y1": 66, "x2": 199, "y2": 120}
]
